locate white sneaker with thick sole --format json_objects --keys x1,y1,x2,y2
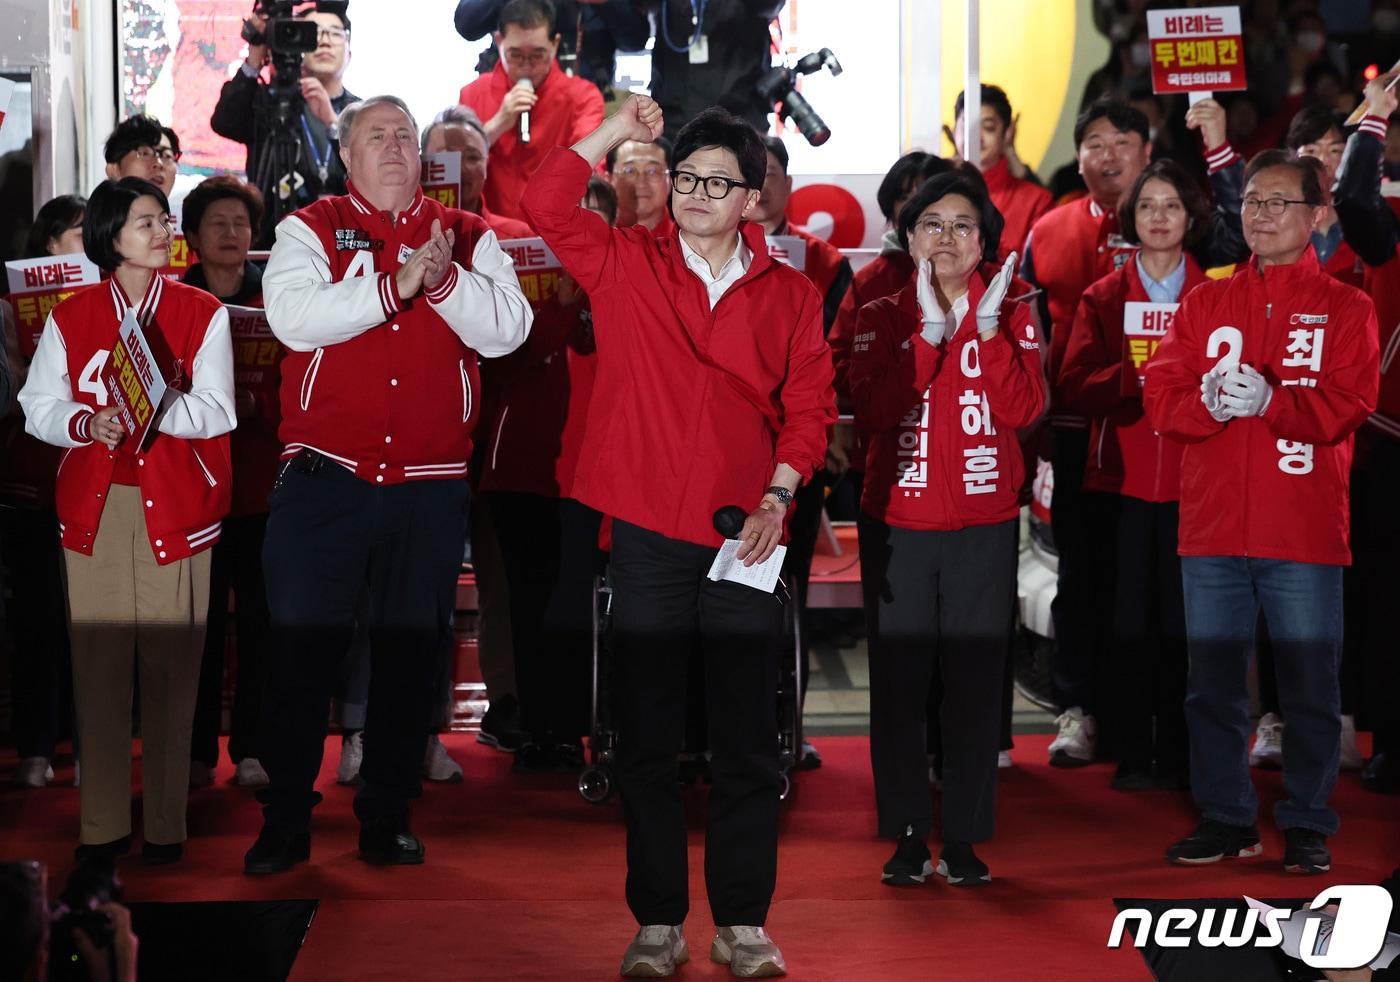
[
  {"x1": 1047, "y1": 707, "x2": 1096, "y2": 767},
  {"x1": 17, "y1": 757, "x2": 53, "y2": 787},
  {"x1": 997, "y1": 750, "x2": 1013, "y2": 769},
  {"x1": 1340, "y1": 715, "x2": 1363, "y2": 771},
  {"x1": 1249, "y1": 712, "x2": 1283, "y2": 769},
  {"x1": 620, "y1": 925, "x2": 688, "y2": 978},
  {"x1": 422, "y1": 735, "x2": 464, "y2": 783},
  {"x1": 711, "y1": 926, "x2": 786, "y2": 978},
  {"x1": 236, "y1": 758, "x2": 270, "y2": 787},
  {"x1": 336, "y1": 731, "x2": 363, "y2": 784}
]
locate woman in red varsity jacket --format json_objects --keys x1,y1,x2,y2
[
  {"x1": 19, "y1": 177, "x2": 237, "y2": 863},
  {"x1": 850, "y1": 172, "x2": 1045, "y2": 888},
  {"x1": 1059, "y1": 160, "x2": 1211, "y2": 793}
]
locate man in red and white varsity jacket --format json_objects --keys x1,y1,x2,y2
[
  {"x1": 1144, "y1": 151, "x2": 1378, "y2": 875},
  {"x1": 245, "y1": 95, "x2": 531, "y2": 877}
]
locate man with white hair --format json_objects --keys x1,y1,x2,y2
[{"x1": 244, "y1": 95, "x2": 533, "y2": 875}]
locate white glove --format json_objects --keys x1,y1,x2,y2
[
  {"x1": 976, "y1": 251, "x2": 1018, "y2": 335},
  {"x1": 916, "y1": 258, "x2": 949, "y2": 346},
  {"x1": 1220, "y1": 363, "x2": 1273, "y2": 418},
  {"x1": 1200, "y1": 364, "x2": 1231, "y2": 422}
]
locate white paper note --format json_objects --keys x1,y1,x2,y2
[{"x1": 707, "y1": 540, "x2": 786, "y2": 594}]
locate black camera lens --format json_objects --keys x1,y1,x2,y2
[{"x1": 783, "y1": 91, "x2": 831, "y2": 147}]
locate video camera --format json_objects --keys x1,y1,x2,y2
[
  {"x1": 48, "y1": 857, "x2": 123, "y2": 982},
  {"x1": 242, "y1": 0, "x2": 347, "y2": 56},
  {"x1": 757, "y1": 48, "x2": 843, "y2": 147}
]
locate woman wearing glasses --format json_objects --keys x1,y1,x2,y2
[
  {"x1": 18, "y1": 178, "x2": 236, "y2": 864},
  {"x1": 850, "y1": 172, "x2": 1045, "y2": 889},
  {"x1": 1058, "y1": 160, "x2": 1211, "y2": 793}
]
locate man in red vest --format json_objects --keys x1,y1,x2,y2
[{"x1": 458, "y1": 0, "x2": 605, "y2": 223}]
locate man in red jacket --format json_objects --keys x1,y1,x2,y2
[
  {"x1": 458, "y1": 0, "x2": 605, "y2": 223},
  {"x1": 1144, "y1": 150, "x2": 1378, "y2": 875},
  {"x1": 243, "y1": 95, "x2": 532, "y2": 875},
  {"x1": 421, "y1": 105, "x2": 533, "y2": 239},
  {"x1": 523, "y1": 96, "x2": 834, "y2": 979}
]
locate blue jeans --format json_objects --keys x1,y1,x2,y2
[{"x1": 1180, "y1": 556, "x2": 1342, "y2": 835}]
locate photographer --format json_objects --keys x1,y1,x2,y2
[
  {"x1": 0, "y1": 860, "x2": 138, "y2": 982},
  {"x1": 210, "y1": 2, "x2": 358, "y2": 241}
]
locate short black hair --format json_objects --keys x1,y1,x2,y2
[
  {"x1": 183, "y1": 176, "x2": 264, "y2": 248},
  {"x1": 298, "y1": 2, "x2": 351, "y2": 31},
  {"x1": 584, "y1": 175, "x2": 618, "y2": 226},
  {"x1": 498, "y1": 0, "x2": 555, "y2": 34},
  {"x1": 896, "y1": 171, "x2": 1004, "y2": 261},
  {"x1": 25, "y1": 194, "x2": 86, "y2": 259},
  {"x1": 1244, "y1": 147, "x2": 1329, "y2": 207},
  {"x1": 1074, "y1": 97, "x2": 1150, "y2": 148},
  {"x1": 877, "y1": 151, "x2": 931, "y2": 223},
  {"x1": 1285, "y1": 106, "x2": 1345, "y2": 150},
  {"x1": 954, "y1": 84, "x2": 1013, "y2": 128},
  {"x1": 605, "y1": 136, "x2": 673, "y2": 173},
  {"x1": 160, "y1": 125, "x2": 181, "y2": 158},
  {"x1": 0, "y1": 861, "x2": 45, "y2": 982},
  {"x1": 103, "y1": 114, "x2": 164, "y2": 164},
  {"x1": 762, "y1": 135, "x2": 789, "y2": 174},
  {"x1": 1118, "y1": 159, "x2": 1211, "y2": 249},
  {"x1": 83, "y1": 177, "x2": 171, "y2": 272},
  {"x1": 672, "y1": 107, "x2": 767, "y2": 190}
]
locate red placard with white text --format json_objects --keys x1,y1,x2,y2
[
  {"x1": 421, "y1": 152, "x2": 462, "y2": 210},
  {"x1": 1122, "y1": 301, "x2": 1178, "y2": 391},
  {"x1": 101, "y1": 311, "x2": 169, "y2": 445},
  {"x1": 499, "y1": 237, "x2": 562, "y2": 308},
  {"x1": 1147, "y1": 7, "x2": 1246, "y2": 95},
  {"x1": 226, "y1": 305, "x2": 282, "y2": 409},
  {"x1": 4, "y1": 253, "x2": 103, "y2": 355}
]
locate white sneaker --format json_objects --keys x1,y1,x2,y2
[
  {"x1": 1048, "y1": 707, "x2": 1096, "y2": 767},
  {"x1": 189, "y1": 760, "x2": 215, "y2": 788},
  {"x1": 710, "y1": 926, "x2": 786, "y2": 978},
  {"x1": 17, "y1": 757, "x2": 53, "y2": 788},
  {"x1": 422, "y1": 735, "x2": 464, "y2": 783},
  {"x1": 236, "y1": 758, "x2": 270, "y2": 787},
  {"x1": 336, "y1": 731, "x2": 363, "y2": 784},
  {"x1": 620, "y1": 924, "x2": 688, "y2": 977},
  {"x1": 997, "y1": 750, "x2": 1013, "y2": 769},
  {"x1": 1249, "y1": 712, "x2": 1283, "y2": 769},
  {"x1": 1340, "y1": 715, "x2": 1363, "y2": 772}
]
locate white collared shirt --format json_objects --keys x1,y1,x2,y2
[{"x1": 679, "y1": 232, "x2": 752, "y2": 310}]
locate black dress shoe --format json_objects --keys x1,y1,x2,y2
[
  {"x1": 244, "y1": 825, "x2": 311, "y2": 875},
  {"x1": 142, "y1": 841, "x2": 184, "y2": 864},
  {"x1": 358, "y1": 820, "x2": 425, "y2": 865},
  {"x1": 1361, "y1": 753, "x2": 1400, "y2": 794},
  {"x1": 74, "y1": 835, "x2": 132, "y2": 863}
]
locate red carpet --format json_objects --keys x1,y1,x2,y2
[{"x1": 2, "y1": 734, "x2": 1396, "y2": 981}]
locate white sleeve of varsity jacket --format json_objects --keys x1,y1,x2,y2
[
  {"x1": 424, "y1": 228, "x2": 533, "y2": 358},
  {"x1": 263, "y1": 215, "x2": 403, "y2": 352},
  {"x1": 18, "y1": 313, "x2": 94, "y2": 448},
  {"x1": 158, "y1": 305, "x2": 237, "y2": 440}
]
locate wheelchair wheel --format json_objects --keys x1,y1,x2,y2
[{"x1": 578, "y1": 764, "x2": 614, "y2": 804}]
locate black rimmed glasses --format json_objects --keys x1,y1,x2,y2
[
  {"x1": 670, "y1": 170, "x2": 752, "y2": 200},
  {"x1": 1241, "y1": 196, "x2": 1309, "y2": 217}
]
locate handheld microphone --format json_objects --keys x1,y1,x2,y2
[
  {"x1": 517, "y1": 77, "x2": 534, "y2": 144},
  {"x1": 713, "y1": 505, "x2": 748, "y2": 540}
]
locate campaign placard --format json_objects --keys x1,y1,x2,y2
[
  {"x1": 101, "y1": 311, "x2": 169, "y2": 445},
  {"x1": 764, "y1": 235, "x2": 808, "y2": 272},
  {"x1": 1122, "y1": 301, "x2": 1178, "y2": 389},
  {"x1": 4, "y1": 253, "x2": 103, "y2": 354},
  {"x1": 499, "y1": 236, "x2": 562, "y2": 308},
  {"x1": 226, "y1": 304, "x2": 282, "y2": 409},
  {"x1": 1146, "y1": 6, "x2": 1247, "y2": 95},
  {"x1": 422, "y1": 152, "x2": 462, "y2": 210}
]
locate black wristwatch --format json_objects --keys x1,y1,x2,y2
[{"x1": 764, "y1": 486, "x2": 793, "y2": 507}]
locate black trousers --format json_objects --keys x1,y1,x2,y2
[
  {"x1": 488, "y1": 492, "x2": 602, "y2": 742},
  {"x1": 257, "y1": 458, "x2": 469, "y2": 830},
  {"x1": 192, "y1": 513, "x2": 271, "y2": 767},
  {"x1": 862, "y1": 515, "x2": 1017, "y2": 843},
  {"x1": 1049, "y1": 428, "x2": 1096, "y2": 713},
  {"x1": 784, "y1": 473, "x2": 827, "y2": 705},
  {"x1": 1108, "y1": 497, "x2": 1187, "y2": 775},
  {"x1": 610, "y1": 520, "x2": 783, "y2": 927},
  {"x1": 1349, "y1": 432, "x2": 1400, "y2": 753},
  {"x1": 0, "y1": 507, "x2": 71, "y2": 759}
]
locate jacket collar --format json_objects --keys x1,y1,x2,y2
[
  {"x1": 899, "y1": 264, "x2": 990, "y2": 323},
  {"x1": 108, "y1": 272, "x2": 164, "y2": 327},
  {"x1": 983, "y1": 156, "x2": 1012, "y2": 192},
  {"x1": 1246, "y1": 243, "x2": 1323, "y2": 283},
  {"x1": 670, "y1": 220, "x2": 775, "y2": 282},
  {"x1": 345, "y1": 181, "x2": 427, "y2": 222}
]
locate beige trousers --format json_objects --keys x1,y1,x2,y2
[{"x1": 65, "y1": 484, "x2": 211, "y2": 845}]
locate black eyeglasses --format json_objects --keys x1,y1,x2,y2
[{"x1": 670, "y1": 170, "x2": 751, "y2": 200}]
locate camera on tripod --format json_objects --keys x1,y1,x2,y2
[
  {"x1": 757, "y1": 48, "x2": 843, "y2": 147},
  {"x1": 243, "y1": 0, "x2": 342, "y2": 56}
]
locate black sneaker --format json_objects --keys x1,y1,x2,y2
[
  {"x1": 358, "y1": 819, "x2": 425, "y2": 865},
  {"x1": 1282, "y1": 828, "x2": 1331, "y2": 875},
  {"x1": 795, "y1": 740, "x2": 823, "y2": 771},
  {"x1": 141, "y1": 841, "x2": 183, "y2": 865},
  {"x1": 477, "y1": 695, "x2": 526, "y2": 753},
  {"x1": 1361, "y1": 752, "x2": 1400, "y2": 794},
  {"x1": 74, "y1": 835, "x2": 132, "y2": 863},
  {"x1": 881, "y1": 826, "x2": 933, "y2": 886},
  {"x1": 554, "y1": 741, "x2": 585, "y2": 772},
  {"x1": 1112, "y1": 764, "x2": 1156, "y2": 792},
  {"x1": 1165, "y1": 820, "x2": 1261, "y2": 865},
  {"x1": 244, "y1": 826, "x2": 310, "y2": 875},
  {"x1": 512, "y1": 741, "x2": 560, "y2": 773},
  {"x1": 936, "y1": 841, "x2": 991, "y2": 886}
]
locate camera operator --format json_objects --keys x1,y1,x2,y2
[
  {"x1": 0, "y1": 861, "x2": 138, "y2": 982},
  {"x1": 211, "y1": 2, "x2": 358, "y2": 237}
]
